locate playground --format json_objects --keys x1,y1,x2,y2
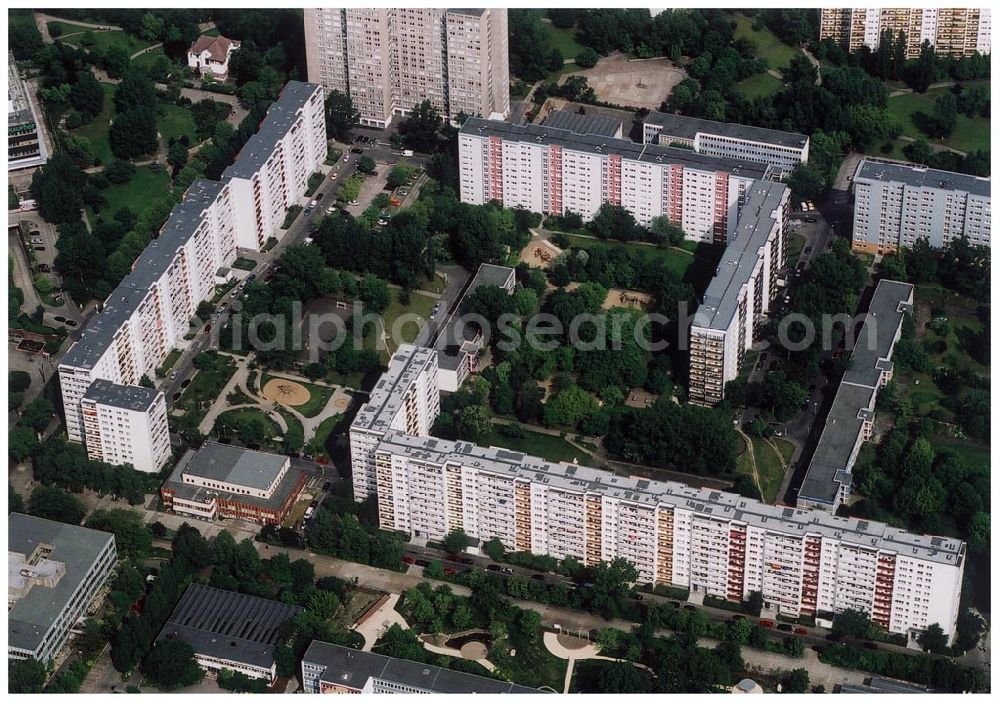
[
  {"x1": 520, "y1": 239, "x2": 562, "y2": 268},
  {"x1": 261, "y1": 378, "x2": 311, "y2": 407}
]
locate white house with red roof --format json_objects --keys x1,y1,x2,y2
[{"x1": 187, "y1": 35, "x2": 240, "y2": 80}]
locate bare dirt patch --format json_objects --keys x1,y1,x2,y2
[
  {"x1": 520, "y1": 238, "x2": 562, "y2": 268},
  {"x1": 564, "y1": 52, "x2": 687, "y2": 109},
  {"x1": 262, "y1": 378, "x2": 310, "y2": 407},
  {"x1": 602, "y1": 288, "x2": 654, "y2": 311}
]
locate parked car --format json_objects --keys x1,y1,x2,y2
[
  {"x1": 65, "y1": 319, "x2": 77, "y2": 327},
  {"x1": 776, "y1": 623, "x2": 793, "y2": 632},
  {"x1": 758, "y1": 620, "x2": 775, "y2": 628},
  {"x1": 351, "y1": 147, "x2": 364, "y2": 154},
  {"x1": 804, "y1": 246, "x2": 813, "y2": 254},
  {"x1": 348, "y1": 200, "x2": 360, "y2": 206},
  {"x1": 304, "y1": 207, "x2": 313, "y2": 217},
  {"x1": 531, "y1": 574, "x2": 546, "y2": 581},
  {"x1": 486, "y1": 564, "x2": 501, "y2": 572},
  {"x1": 459, "y1": 558, "x2": 474, "y2": 565},
  {"x1": 444, "y1": 568, "x2": 457, "y2": 575},
  {"x1": 33, "y1": 246, "x2": 45, "y2": 251},
  {"x1": 377, "y1": 218, "x2": 389, "y2": 226},
  {"x1": 501, "y1": 567, "x2": 514, "y2": 574},
  {"x1": 54, "y1": 315, "x2": 66, "y2": 323},
  {"x1": 322, "y1": 481, "x2": 332, "y2": 491},
  {"x1": 794, "y1": 628, "x2": 808, "y2": 636},
  {"x1": 38, "y1": 264, "x2": 51, "y2": 272},
  {"x1": 403, "y1": 556, "x2": 415, "y2": 564},
  {"x1": 862, "y1": 642, "x2": 879, "y2": 650},
  {"x1": 415, "y1": 559, "x2": 430, "y2": 567},
  {"x1": 329, "y1": 172, "x2": 337, "y2": 180}
]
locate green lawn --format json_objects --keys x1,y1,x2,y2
[
  {"x1": 491, "y1": 628, "x2": 567, "y2": 692},
  {"x1": 71, "y1": 83, "x2": 116, "y2": 165},
  {"x1": 730, "y1": 13, "x2": 801, "y2": 71},
  {"x1": 175, "y1": 353, "x2": 236, "y2": 422},
  {"x1": 563, "y1": 234, "x2": 694, "y2": 281},
  {"x1": 785, "y1": 232, "x2": 805, "y2": 269},
  {"x1": 543, "y1": 22, "x2": 586, "y2": 60},
  {"x1": 87, "y1": 165, "x2": 171, "y2": 224},
  {"x1": 307, "y1": 414, "x2": 345, "y2": 456},
  {"x1": 159, "y1": 349, "x2": 181, "y2": 374},
  {"x1": 261, "y1": 374, "x2": 335, "y2": 419},
  {"x1": 214, "y1": 407, "x2": 282, "y2": 441},
  {"x1": 9, "y1": 10, "x2": 37, "y2": 38},
  {"x1": 484, "y1": 425, "x2": 594, "y2": 466},
  {"x1": 381, "y1": 291, "x2": 437, "y2": 355},
  {"x1": 882, "y1": 82, "x2": 990, "y2": 154},
  {"x1": 49, "y1": 21, "x2": 153, "y2": 56},
  {"x1": 936, "y1": 438, "x2": 990, "y2": 471},
  {"x1": 735, "y1": 434, "x2": 787, "y2": 503},
  {"x1": 158, "y1": 103, "x2": 197, "y2": 146},
  {"x1": 275, "y1": 406, "x2": 305, "y2": 450},
  {"x1": 735, "y1": 72, "x2": 785, "y2": 99}
]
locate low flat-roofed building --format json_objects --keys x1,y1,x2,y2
[
  {"x1": 160, "y1": 442, "x2": 306, "y2": 525},
  {"x1": 8, "y1": 51, "x2": 48, "y2": 169},
  {"x1": 301, "y1": 640, "x2": 537, "y2": 693},
  {"x1": 541, "y1": 108, "x2": 624, "y2": 139},
  {"x1": 798, "y1": 280, "x2": 914, "y2": 512},
  {"x1": 155, "y1": 584, "x2": 302, "y2": 681},
  {"x1": 436, "y1": 263, "x2": 516, "y2": 392},
  {"x1": 839, "y1": 676, "x2": 932, "y2": 693},
  {"x1": 9, "y1": 514, "x2": 117, "y2": 662}
]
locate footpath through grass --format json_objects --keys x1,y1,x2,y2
[
  {"x1": 484, "y1": 424, "x2": 595, "y2": 467},
  {"x1": 730, "y1": 12, "x2": 801, "y2": 71},
  {"x1": 86, "y1": 165, "x2": 171, "y2": 225},
  {"x1": 882, "y1": 81, "x2": 990, "y2": 154},
  {"x1": 735, "y1": 72, "x2": 784, "y2": 99},
  {"x1": 562, "y1": 234, "x2": 694, "y2": 280}
]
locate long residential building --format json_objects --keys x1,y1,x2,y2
[
  {"x1": 642, "y1": 112, "x2": 809, "y2": 175},
  {"x1": 349, "y1": 344, "x2": 440, "y2": 503},
  {"x1": 458, "y1": 117, "x2": 771, "y2": 243},
  {"x1": 160, "y1": 442, "x2": 307, "y2": 525},
  {"x1": 223, "y1": 81, "x2": 326, "y2": 250},
  {"x1": 797, "y1": 280, "x2": 914, "y2": 512},
  {"x1": 371, "y1": 428, "x2": 965, "y2": 641},
  {"x1": 689, "y1": 180, "x2": 790, "y2": 405},
  {"x1": 9, "y1": 514, "x2": 118, "y2": 662},
  {"x1": 819, "y1": 8, "x2": 991, "y2": 57},
  {"x1": 80, "y1": 380, "x2": 170, "y2": 473},
  {"x1": 851, "y1": 159, "x2": 991, "y2": 254},
  {"x1": 8, "y1": 51, "x2": 48, "y2": 169},
  {"x1": 301, "y1": 641, "x2": 536, "y2": 693},
  {"x1": 58, "y1": 82, "x2": 326, "y2": 469},
  {"x1": 304, "y1": 8, "x2": 509, "y2": 127}
]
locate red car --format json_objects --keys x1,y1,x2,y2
[
  {"x1": 794, "y1": 628, "x2": 808, "y2": 636},
  {"x1": 402, "y1": 556, "x2": 414, "y2": 564},
  {"x1": 444, "y1": 568, "x2": 457, "y2": 575},
  {"x1": 758, "y1": 620, "x2": 775, "y2": 629}
]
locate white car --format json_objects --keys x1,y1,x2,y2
[
  {"x1": 349, "y1": 200, "x2": 359, "y2": 206},
  {"x1": 308, "y1": 199, "x2": 318, "y2": 208},
  {"x1": 329, "y1": 172, "x2": 337, "y2": 180}
]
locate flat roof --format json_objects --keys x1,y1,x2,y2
[
  {"x1": 435, "y1": 262, "x2": 514, "y2": 357},
  {"x1": 83, "y1": 378, "x2": 161, "y2": 412},
  {"x1": 855, "y1": 159, "x2": 990, "y2": 198},
  {"x1": 798, "y1": 280, "x2": 914, "y2": 506},
  {"x1": 461, "y1": 117, "x2": 770, "y2": 179},
  {"x1": 303, "y1": 641, "x2": 536, "y2": 693},
  {"x1": 8, "y1": 50, "x2": 33, "y2": 125},
  {"x1": 693, "y1": 180, "x2": 788, "y2": 331},
  {"x1": 9, "y1": 514, "x2": 115, "y2": 654},
  {"x1": 155, "y1": 584, "x2": 301, "y2": 670},
  {"x1": 542, "y1": 109, "x2": 623, "y2": 138},
  {"x1": 644, "y1": 111, "x2": 808, "y2": 149},
  {"x1": 375, "y1": 429, "x2": 964, "y2": 566},
  {"x1": 223, "y1": 81, "x2": 321, "y2": 181},
  {"x1": 351, "y1": 344, "x2": 438, "y2": 434},
  {"x1": 176, "y1": 441, "x2": 289, "y2": 491}
]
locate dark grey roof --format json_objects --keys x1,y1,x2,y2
[
  {"x1": 542, "y1": 109, "x2": 623, "y2": 138},
  {"x1": 303, "y1": 641, "x2": 537, "y2": 693},
  {"x1": 855, "y1": 159, "x2": 991, "y2": 198},
  {"x1": 644, "y1": 111, "x2": 808, "y2": 149},
  {"x1": 9, "y1": 514, "x2": 115, "y2": 654},
  {"x1": 461, "y1": 117, "x2": 770, "y2": 179},
  {"x1": 839, "y1": 676, "x2": 932, "y2": 693},
  {"x1": 223, "y1": 81, "x2": 321, "y2": 180},
  {"x1": 162, "y1": 461, "x2": 305, "y2": 513},
  {"x1": 435, "y1": 263, "x2": 513, "y2": 356},
  {"x1": 352, "y1": 345, "x2": 438, "y2": 434},
  {"x1": 798, "y1": 280, "x2": 914, "y2": 507},
  {"x1": 83, "y1": 379, "x2": 161, "y2": 412},
  {"x1": 155, "y1": 584, "x2": 302, "y2": 670},
  {"x1": 174, "y1": 441, "x2": 289, "y2": 490},
  {"x1": 446, "y1": 8, "x2": 487, "y2": 17},
  {"x1": 693, "y1": 181, "x2": 788, "y2": 330}
]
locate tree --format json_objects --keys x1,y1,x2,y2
[
  {"x1": 86, "y1": 509, "x2": 153, "y2": 560},
  {"x1": 111, "y1": 614, "x2": 148, "y2": 673},
  {"x1": 833, "y1": 608, "x2": 875, "y2": 640},
  {"x1": 324, "y1": 89, "x2": 359, "y2": 141},
  {"x1": 483, "y1": 537, "x2": 505, "y2": 561},
  {"x1": 69, "y1": 70, "x2": 105, "y2": 120},
  {"x1": 455, "y1": 405, "x2": 492, "y2": 441},
  {"x1": 143, "y1": 639, "x2": 204, "y2": 691},
  {"x1": 29, "y1": 484, "x2": 86, "y2": 524},
  {"x1": 115, "y1": 70, "x2": 158, "y2": 113},
  {"x1": 357, "y1": 156, "x2": 376, "y2": 174},
  {"x1": 399, "y1": 100, "x2": 442, "y2": 153},
  {"x1": 19, "y1": 397, "x2": 54, "y2": 433},
  {"x1": 509, "y1": 10, "x2": 559, "y2": 81},
  {"x1": 9, "y1": 658, "x2": 48, "y2": 693},
  {"x1": 442, "y1": 528, "x2": 470, "y2": 555},
  {"x1": 589, "y1": 557, "x2": 638, "y2": 620},
  {"x1": 954, "y1": 608, "x2": 986, "y2": 654},
  {"x1": 168, "y1": 141, "x2": 189, "y2": 170},
  {"x1": 918, "y1": 623, "x2": 950, "y2": 655},
  {"x1": 357, "y1": 274, "x2": 391, "y2": 313},
  {"x1": 543, "y1": 384, "x2": 599, "y2": 430},
  {"x1": 9, "y1": 12, "x2": 44, "y2": 61},
  {"x1": 783, "y1": 668, "x2": 810, "y2": 693},
  {"x1": 576, "y1": 47, "x2": 600, "y2": 69},
  {"x1": 109, "y1": 107, "x2": 159, "y2": 159},
  {"x1": 30, "y1": 151, "x2": 88, "y2": 224}
]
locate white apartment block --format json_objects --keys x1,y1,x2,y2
[
  {"x1": 349, "y1": 344, "x2": 440, "y2": 502},
  {"x1": 223, "y1": 82, "x2": 326, "y2": 250},
  {"x1": 9, "y1": 514, "x2": 118, "y2": 662},
  {"x1": 820, "y1": 8, "x2": 991, "y2": 57},
  {"x1": 459, "y1": 117, "x2": 771, "y2": 243},
  {"x1": 304, "y1": 8, "x2": 509, "y2": 128},
  {"x1": 852, "y1": 159, "x2": 991, "y2": 254},
  {"x1": 80, "y1": 380, "x2": 170, "y2": 473},
  {"x1": 798, "y1": 281, "x2": 914, "y2": 511},
  {"x1": 372, "y1": 429, "x2": 965, "y2": 641},
  {"x1": 689, "y1": 181, "x2": 789, "y2": 405},
  {"x1": 642, "y1": 112, "x2": 809, "y2": 175},
  {"x1": 59, "y1": 81, "x2": 327, "y2": 465}
]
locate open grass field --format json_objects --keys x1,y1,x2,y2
[
  {"x1": 49, "y1": 21, "x2": 153, "y2": 56},
  {"x1": 215, "y1": 407, "x2": 282, "y2": 441},
  {"x1": 785, "y1": 232, "x2": 806, "y2": 269},
  {"x1": 730, "y1": 13, "x2": 801, "y2": 71},
  {"x1": 735, "y1": 72, "x2": 785, "y2": 99},
  {"x1": 71, "y1": 83, "x2": 116, "y2": 165},
  {"x1": 158, "y1": 103, "x2": 198, "y2": 146},
  {"x1": 880, "y1": 81, "x2": 991, "y2": 155},
  {"x1": 87, "y1": 165, "x2": 171, "y2": 224},
  {"x1": 562, "y1": 234, "x2": 694, "y2": 280},
  {"x1": 735, "y1": 434, "x2": 788, "y2": 503},
  {"x1": 543, "y1": 21, "x2": 586, "y2": 60},
  {"x1": 484, "y1": 425, "x2": 595, "y2": 467},
  {"x1": 492, "y1": 628, "x2": 568, "y2": 692},
  {"x1": 381, "y1": 291, "x2": 437, "y2": 355}
]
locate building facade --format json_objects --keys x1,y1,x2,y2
[
  {"x1": 160, "y1": 442, "x2": 306, "y2": 525},
  {"x1": 797, "y1": 281, "x2": 914, "y2": 511},
  {"x1": 9, "y1": 514, "x2": 118, "y2": 662},
  {"x1": 8, "y1": 51, "x2": 48, "y2": 169},
  {"x1": 349, "y1": 344, "x2": 440, "y2": 502},
  {"x1": 458, "y1": 117, "x2": 771, "y2": 243},
  {"x1": 155, "y1": 584, "x2": 302, "y2": 681},
  {"x1": 304, "y1": 8, "x2": 509, "y2": 127},
  {"x1": 851, "y1": 159, "x2": 991, "y2": 254},
  {"x1": 689, "y1": 181, "x2": 790, "y2": 405},
  {"x1": 819, "y1": 8, "x2": 991, "y2": 57},
  {"x1": 642, "y1": 112, "x2": 809, "y2": 175},
  {"x1": 224, "y1": 82, "x2": 327, "y2": 250},
  {"x1": 81, "y1": 380, "x2": 171, "y2": 473},
  {"x1": 301, "y1": 641, "x2": 536, "y2": 693},
  {"x1": 372, "y1": 430, "x2": 965, "y2": 641}
]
